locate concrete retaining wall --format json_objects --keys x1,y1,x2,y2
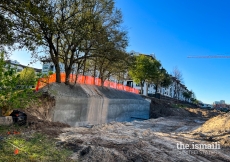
[{"x1": 42, "y1": 83, "x2": 150, "y2": 127}]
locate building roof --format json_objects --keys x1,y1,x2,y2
[
  {"x1": 40, "y1": 57, "x2": 52, "y2": 63},
  {"x1": 5, "y1": 60, "x2": 42, "y2": 72}
]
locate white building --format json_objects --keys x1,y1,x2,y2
[
  {"x1": 5, "y1": 60, "x2": 42, "y2": 74},
  {"x1": 220, "y1": 100, "x2": 225, "y2": 104},
  {"x1": 213, "y1": 100, "x2": 225, "y2": 105},
  {"x1": 40, "y1": 51, "x2": 192, "y2": 102},
  {"x1": 124, "y1": 79, "x2": 189, "y2": 101}
]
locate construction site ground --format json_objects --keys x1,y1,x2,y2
[{"x1": 2, "y1": 97, "x2": 230, "y2": 162}]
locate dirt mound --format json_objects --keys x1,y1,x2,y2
[
  {"x1": 192, "y1": 112, "x2": 230, "y2": 147},
  {"x1": 194, "y1": 112, "x2": 230, "y2": 134},
  {"x1": 187, "y1": 108, "x2": 223, "y2": 118},
  {"x1": 26, "y1": 114, "x2": 70, "y2": 137},
  {"x1": 15, "y1": 94, "x2": 70, "y2": 137},
  {"x1": 149, "y1": 97, "x2": 194, "y2": 118},
  {"x1": 149, "y1": 97, "x2": 222, "y2": 118},
  {"x1": 24, "y1": 93, "x2": 55, "y2": 121}
]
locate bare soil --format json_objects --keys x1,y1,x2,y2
[
  {"x1": 148, "y1": 97, "x2": 223, "y2": 118},
  {"x1": 58, "y1": 116, "x2": 230, "y2": 162},
  {"x1": 12, "y1": 94, "x2": 229, "y2": 162}
]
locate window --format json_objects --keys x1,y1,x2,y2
[{"x1": 49, "y1": 65, "x2": 54, "y2": 71}]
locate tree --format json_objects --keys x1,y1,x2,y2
[
  {"x1": 0, "y1": 0, "x2": 127, "y2": 85},
  {"x1": 182, "y1": 91, "x2": 192, "y2": 102},
  {"x1": 191, "y1": 98, "x2": 199, "y2": 105},
  {"x1": 171, "y1": 66, "x2": 183, "y2": 100},
  {"x1": 0, "y1": 14, "x2": 15, "y2": 51},
  {"x1": 190, "y1": 90, "x2": 196, "y2": 99},
  {"x1": 0, "y1": 0, "x2": 63, "y2": 82},
  {"x1": 88, "y1": 23, "x2": 128, "y2": 85},
  {"x1": 129, "y1": 54, "x2": 159, "y2": 94},
  {"x1": 189, "y1": 90, "x2": 199, "y2": 105},
  {"x1": 0, "y1": 52, "x2": 39, "y2": 116},
  {"x1": 19, "y1": 67, "x2": 36, "y2": 86},
  {"x1": 150, "y1": 67, "x2": 172, "y2": 94}
]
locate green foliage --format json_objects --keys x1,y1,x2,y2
[
  {"x1": 191, "y1": 98, "x2": 199, "y2": 105},
  {"x1": 0, "y1": 0, "x2": 128, "y2": 84},
  {"x1": 0, "y1": 52, "x2": 40, "y2": 114},
  {"x1": 129, "y1": 54, "x2": 161, "y2": 94},
  {"x1": 129, "y1": 55, "x2": 159, "y2": 83},
  {"x1": 150, "y1": 67, "x2": 172, "y2": 93},
  {"x1": 182, "y1": 91, "x2": 193, "y2": 101},
  {"x1": 172, "y1": 103, "x2": 186, "y2": 108},
  {"x1": 19, "y1": 67, "x2": 36, "y2": 86},
  {"x1": 0, "y1": 14, "x2": 15, "y2": 50},
  {"x1": 0, "y1": 128, "x2": 72, "y2": 161}
]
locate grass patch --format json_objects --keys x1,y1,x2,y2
[
  {"x1": 171, "y1": 104, "x2": 187, "y2": 109},
  {"x1": 0, "y1": 125, "x2": 73, "y2": 162}
]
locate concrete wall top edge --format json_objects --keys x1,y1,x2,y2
[{"x1": 41, "y1": 83, "x2": 144, "y2": 100}]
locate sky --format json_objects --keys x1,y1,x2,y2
[{"x1": 10, "y1": 0, "x2": 230, "y2": 104}]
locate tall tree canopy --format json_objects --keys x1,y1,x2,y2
[
  {"x1": 150, "y1": 67, "x2": 172, "y2": 94},
  {"x1": 0, "y1": 0, "x2": 127, "y2": 84},
  {"x1": 0, "y1": 14, "x2": 15, "y2": 51},
  {"x1": 129, "y1": 54, "x2": 160, "y2": 94}
]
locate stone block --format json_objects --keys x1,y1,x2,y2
[{"x1": 0, "y1": 116, "x2": 13, "y2": 125}]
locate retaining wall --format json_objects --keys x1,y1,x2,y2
[{"x1": 42, "y1": 83, "x2": 150, "y2": 127}]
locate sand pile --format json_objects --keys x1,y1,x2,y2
[{"x1": 194, "y1": 112, "x2": 230, "y2": 134}]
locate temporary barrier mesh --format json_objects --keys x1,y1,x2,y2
[{"x1": 36, "y1": 73, "x2": 139, "y2": 94}]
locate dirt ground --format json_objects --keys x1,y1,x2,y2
[
  {"x1": 54, "y1": 115, "x2": 229, "y2": 162},
  {"x1": 8, "y1": 112, "x2": 230, "y2": 162},
  {"x1": 148, "y1": 97, "x2": 223, "y2": 118},
  {"x1": 21, "y1": 114, "x2": 230, "y2": 161},
  {"x1": 11, "y1": 95, "x2": 229, "y2": 162}
]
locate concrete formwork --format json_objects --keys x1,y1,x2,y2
[{"x1": 42, "y1": 83, "x2": 150, "y2": 127}]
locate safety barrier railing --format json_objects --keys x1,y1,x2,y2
[{"x1": 36, "y1": 73, "x2": 139, "y2": 94}]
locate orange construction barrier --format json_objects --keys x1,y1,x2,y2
[
  {"x1": 103, "y1": 80, "x2": 109, "y2": 87},
  {"x1": 95, "y1": 78, "x2": 101, "y2": 86},
  {"x1": 109, "y1": 82, "x2": 116, "y2": 89},
  {"x1": 117, "y1": 84, "x2": 123, "y2": 90},
  {"x1": 35, "y1": 73, "x2": 139, "y2": 94}
]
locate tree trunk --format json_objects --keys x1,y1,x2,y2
[
  {"x1": 146, "y1": 82, "x2": 148, "y2": 96},
  {"x1": 140, "y1": 81, "x2": 144, "y2": 95},
  {"x1": 93, "y1": 58, "x2": 97, "y2": 85},
  {"x1": 155, "y1": 84, "x2": 158, "y2": 94},
  {"x1": 65, "y1": 67, "x2": 72, "y2": 85},
  {"x1": 54, "y1": 64, "x2": 61, "y2": 83},
  {"x1": 48, "y1": 38, "x2": 61, "y2": 83},
  {"x1": 101, "y1": 78, "x2": 104, "y2": 86}
]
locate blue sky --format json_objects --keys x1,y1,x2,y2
[
  {"x1": 114, "y1": 0, "x2": 230, "y2": 104},
  {"x1": 10, "y1": 0, "x2": 230, "y2": 104}
]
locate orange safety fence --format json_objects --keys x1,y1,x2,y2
[{"x1": 36, "y1": 73, "x2": 139, "y2": 94}]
